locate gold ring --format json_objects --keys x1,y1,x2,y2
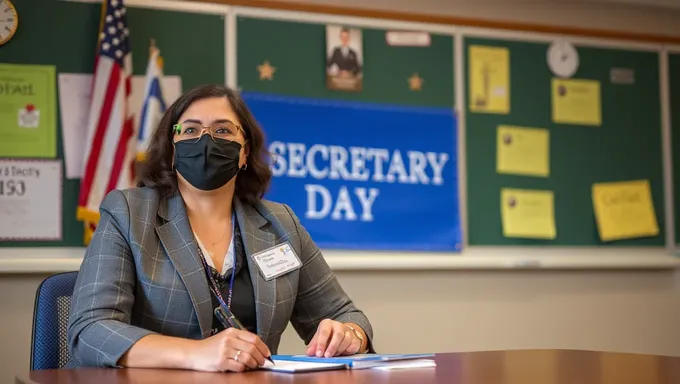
[{"x1": 234, "y1": 350, "x2": 242, "y2": 362}]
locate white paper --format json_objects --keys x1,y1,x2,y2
[
  {"x1": 57, "y1": 73, "x2": 182, "y2": 179},
  {"x1": 57, "y1": 73, "x2": 92, "y2": 180},
  {"x1": 385, "y1": 31, "x2": 431, "y2": 46},
  {"x1": 369, "y1": 359, "x2": 437, "y2": 370},
  {"x1": 261, "y1": 359, "x2": 345, "y2": 373},
  {"x1": 0, "y1": 160, "x2": 62, "y2": 240}
]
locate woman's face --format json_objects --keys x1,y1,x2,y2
[{"x1": 173, "y1": 97, "x2": 249, "y2": 188}]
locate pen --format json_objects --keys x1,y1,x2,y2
[{"x1": 215, "y1": 306, "x2": 275, "y2": 365}]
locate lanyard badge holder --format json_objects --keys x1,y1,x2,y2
[{"x1": 196, "y1": 245, "x2": 238, "y2": 327}]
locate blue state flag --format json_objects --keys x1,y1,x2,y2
[{"x1": 137, "y1": 46, "x2": 167, "y2": 160}]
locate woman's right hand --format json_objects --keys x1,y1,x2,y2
[{"x1": 188, "y1": 328, "x2": 272, "y2": 372}]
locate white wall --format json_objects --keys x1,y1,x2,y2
[
  {"x1": 2, "y1": 0, "x2": 680, "y2": 383},
  {"x1": 3, "y1": 269, "x2": 680, "y2": 382}
]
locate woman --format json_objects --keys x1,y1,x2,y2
[{"x1": 66, "y1": 84, "x2": 374, "y2": 372}]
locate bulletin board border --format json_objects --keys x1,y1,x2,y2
[
  {"x1": 666, "y1": 46, "x2": 680, "y2": 252},
  {"x1": 1, "y1": 247, "x2": 678, "y2": 274},
  {"x1": 661, "y1": 48, "x2": 675, "y2": 251}
]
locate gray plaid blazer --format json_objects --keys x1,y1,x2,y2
[{"x1": 66, "y1": 187, "x2": 373, "y2": 368}]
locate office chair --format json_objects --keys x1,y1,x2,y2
[{"x1": 30, "y1": 271, "x2": 78, "y2": 370}]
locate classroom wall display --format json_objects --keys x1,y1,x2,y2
[
  {"x1": 465, "y1": 36, "x2": 665, "y2": 246},
  {"x1": 237, "y1": 16, "x2": 454, "y2": 108},
  {"x1": 237, "y1": 15, "x2": 459, "y2": 251},
  {"x1": 0, "y1": 0, "x2": 225, "y2": 247},
  {"x1": 243, "y1": 92, "x2": 461, "y2": 251},
  {"x1": 1, "y1": 0, "x2": 676, "y2": 255}
]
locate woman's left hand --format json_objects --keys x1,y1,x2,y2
[{"x1": 306, "y1": 319, "x2": 363, "y2": 357}]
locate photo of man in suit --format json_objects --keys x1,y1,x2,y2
[{"x1": 326, "y1": 25, "x2": 363, "y2": 92}]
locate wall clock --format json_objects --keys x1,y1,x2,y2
[
  {"x1": 0, "y1": 0, "x2": 18, "y2": 46},
  {"x1": 547, "y1": 40, "x2": 579, "y2": 78}
]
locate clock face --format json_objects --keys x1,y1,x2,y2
[
  {"x1": 0, "y1": 0, "x2": 18, "y2": 46},
  {"x1": 547, "y1": 40, "x2": 579, "y2": 78}
]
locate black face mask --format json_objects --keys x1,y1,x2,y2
[{"x1": 173, "y1": 134, "x2": 243, "y2": 191}]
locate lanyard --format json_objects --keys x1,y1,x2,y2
[{"x1": 196, "y1": 242, "x2": 237, "y2": 310}]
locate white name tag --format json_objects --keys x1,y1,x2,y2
[{"x1": 252, "y1": 242, "x2": 302, "y2": 281}]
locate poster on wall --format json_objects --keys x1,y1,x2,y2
[
  {"x1": 242, "y1": 92, "x2": 462, "y2": 252},
  {"x1": 467, "y1": 45, "x2": 510, "y2": 115},
  {"x1": 0, "y1": 63, "x2": 57, "y2": 158},
  {"x1": 325, "y1": 25, "x2": 363, "y2": 92},
  {"x1": 0, "y1": 159, "x2": 62, "y2": 241}
]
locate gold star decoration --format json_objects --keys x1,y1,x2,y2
[
  {"x1": 408, "y1": 73, "x2": 424, "y2": 91},
  {"x1": 257, "y1": 60, "x2": 276, "y2": 80}
]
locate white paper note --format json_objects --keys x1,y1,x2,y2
[
  {"x1": 57, "y1": 73, "x2": 92, "y2": 180},
  {"x1": 0, "y1": 159, "x2": 63, "y2": 240},
  {"x1": 369, "y1": 359, "x2": 437, "y2": 370},
  {"x1": 58, "y1": 73, "x2": 182, "y2": 179},
  {"x1": 261, "y1": 359, "x2": 346, "y2": 373}
]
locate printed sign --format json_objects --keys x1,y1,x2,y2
[
  {"x1": 0, "y1": 159, "x2": 62, "y2": 240},
  {"x1": 242, "y1": 92, "x2": 462, "y2": 251}
]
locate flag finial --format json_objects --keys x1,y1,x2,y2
[{"x1": 149, "y1": 38, "x2": 163, "y2": 69}]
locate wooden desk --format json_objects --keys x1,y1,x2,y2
[{"x1": 16, "y1": 349, "x2": 680, "y2": 384}]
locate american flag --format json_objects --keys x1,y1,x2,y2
[{"x1": 77, "y1": 0, "x2": 134, "y2": 244}]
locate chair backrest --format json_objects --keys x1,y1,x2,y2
[{"x1": 31, "y1": 271, "x2": 78, "y2": 370}]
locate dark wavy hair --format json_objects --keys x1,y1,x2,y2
[{"x1": 138, "y1": 84, "x2": 272, "y2": 204}]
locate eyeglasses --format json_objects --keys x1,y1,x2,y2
[{"x1": 173, "y1": 120, "x2": 246, "y2": 143}]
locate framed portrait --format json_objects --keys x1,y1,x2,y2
[{"x1": 325, "y1": 25, "x2": 363, "y2": 92}]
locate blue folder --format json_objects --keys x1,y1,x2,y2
[{"x1": 270, "y1": 353, "x2": 435, "y2": 369}]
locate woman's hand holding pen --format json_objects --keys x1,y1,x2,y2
[{"x1": 188, "y1": 328, "x2": 272, "y2": 372}]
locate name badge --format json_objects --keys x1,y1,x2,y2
[{"x1": 252, "y1": 242, "x2": 302, "y2": 281}]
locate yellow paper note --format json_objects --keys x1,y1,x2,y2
[
  {"x1": 501, "y1": 188, "x2": 556, "y2": 239},
  {"x1": 497, "y1": 125, "x2": 550, "y2": 177},
  {"x1": 469, "y1": 45, "x2": 510, "y2": 114},
  {"x1": 552, "y1": 78, "x2": 601, "y2": 126},
  {"x1": 592, "y1": 180, "x2": 659, "y2": 241}
]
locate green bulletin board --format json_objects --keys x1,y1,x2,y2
[
  {"x1": 0, "y1": 0, "x2": 225, "y2": 247},
  {"x1": 0, "y1": 1, "x2": 673, "y2": 251},
  {"x1": 236, "y1": 16, "x2": 454, "y2": 108},
  {"x1": 464, "y1": 37, "x2": 665, "y2": 246}
]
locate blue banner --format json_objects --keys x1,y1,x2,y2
[{"x1": 242, "y1": 92, "x2": 461, "y2": 252}]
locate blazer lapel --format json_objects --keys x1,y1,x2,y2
[
  {"x1": 156, "y1": 193, "x2": 213, "y2": 339},
  {"x1": 233, "y1": 198, "x2": 280, "y2": 344}
]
